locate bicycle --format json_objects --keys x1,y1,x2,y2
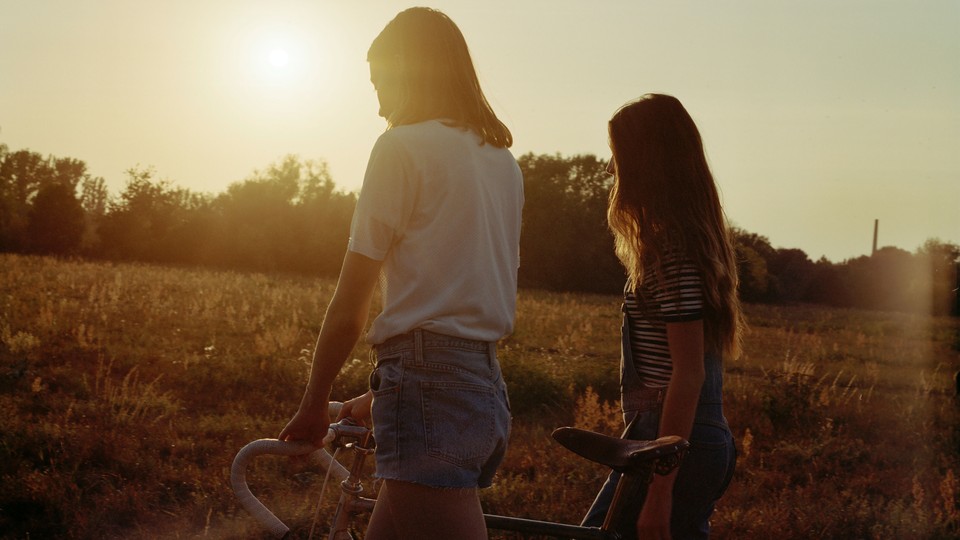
[{"x1": 231, "y1": 402, "x2": 688, "y2": 540}]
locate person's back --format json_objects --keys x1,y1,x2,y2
[{"x1": 352, "y1": 119, "x2": 523, "y2": 344}]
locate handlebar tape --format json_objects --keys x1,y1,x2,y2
[{"x1": 230, "y1": 438, "x2": 350, "y2": 538}]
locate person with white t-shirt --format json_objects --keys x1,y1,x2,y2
[{"x1": 279, "y1": 8, "x2": 523, "y2": 540}]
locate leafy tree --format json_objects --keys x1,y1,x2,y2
[
  {"x1": 804, "y1": 257, "x2": 844, "y2": 306},
  {"x1": 0, "y1": 149, "x2": 50, "y2": 251},
  {"x1": 156, "y1": 190, "x2": 217, "y2": 265},
  {"x1": 215, "y1": 156, "x2": 304, "y2": 271},
  {"x1": 291, "y1": 159, "x2": 357, "y2": 276},
  {"x1": 841, "y1": 247, "x2": 917, "y2": 312},
  {"x1": 0, "y1": 149, "x2": 92, "y2": 253},
  {"x1": 49, "y1": 157, "x2": 87, "y2": 190},
  {"x1": 729, "y1": 229, "x2": 822, "y2": 305},
  {"x1": 212, "y1": 155, "x2": 355, "y2": 275},
  {"x1": 26, "y1": 182, "x2": 85, "y2": 254},
  {"x1": 517, "y1": 153, "x2": 623, "y2": 293},
  {"x1": 79, "y1": 176, "x2": 109, "y2": 252},
  {"x1": 98, "y1": 167, "x2": 193, "y2": 262},
  {"x1": 731, "y1": 227, "x2": 773, "y2": 302},
  {"x1": 915, "y1": 239, "x2": 960, "y2": 316},
  {"x1": 731, "y1": 227, "x2": 776, "y2": 262},
  {"x1": 4, "y1": 141, "x2": 955, "y2": 317},
  {"x1": 768, "y1": 248, "x2": 817, "y2": 304},
  {"x1": 734, "y1": 243, "x2": 770, "y2": 302}
]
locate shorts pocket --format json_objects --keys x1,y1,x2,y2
[
  {"x1": 421, "y1": 380, "x2": 496, "y2": 469},
  {"x1": 370, "y1": 356, "x2": 402, "y2": 451},
  {"x1": 370, "y1": 355, "x2": 402, "y2": 396}
]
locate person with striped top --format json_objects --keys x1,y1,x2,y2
[{"x1": 582, "y1": 94, "x2": 745, "y2": 540}]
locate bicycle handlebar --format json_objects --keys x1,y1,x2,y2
[{"x1": 230, "y1": 402, "x2": 352, "y2": 538}]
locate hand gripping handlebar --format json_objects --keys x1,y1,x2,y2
[{"x1": 230, "y1": 403, "x2": 353, "y2": 538}]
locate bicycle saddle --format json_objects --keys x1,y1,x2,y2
[{"x1": 551, "y1": 427, "x2": 688, "y2": 475}]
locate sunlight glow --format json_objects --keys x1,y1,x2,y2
[{"x1": 268, "y1": 48, "x2": 289, "y2": 69}]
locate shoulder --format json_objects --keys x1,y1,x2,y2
[
  {"x1": 659, "y1": 247, "x2": 699, "y2": 275},
  {"x1": 380, "y1": 120, "x2": 465, "y2": 144},
  {"x1": 385, "y1": 121, "x2": 517, "y2": 166},
  {"x1": 642, "y1": 248, "x2": 702, "y2": 297},
  {"x1": 369, "y1": 122, "x2": 462, "y2": 165}
]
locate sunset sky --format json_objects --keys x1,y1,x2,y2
[{"x1": 2, "y1": 0, "x2": 957, "y2": 262}]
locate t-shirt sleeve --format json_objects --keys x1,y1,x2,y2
[
  {"x1": 654, "y1": 252, "x2": 704, "y2": 322},
  {"x1": 348, "y1": 133, "x2": 416, "y2": 261}
]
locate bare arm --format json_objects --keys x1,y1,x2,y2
[
  {"x1": 278, "y1": 250, "x2": 382, "y2": 446},
  {"x1": 637, "y1": 319, "x2": 706, "y2": 539}
]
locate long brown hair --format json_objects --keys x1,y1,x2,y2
[
  {"x1": 367, "y1": 7, "x2": 512, "y2": 148},
  {"x1": 607, "y1": 94, "x2": 744, "y2": 358}
]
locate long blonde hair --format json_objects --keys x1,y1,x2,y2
[
  {"x1": 367, "y1": 7, "x2": 512, "y2": 148},
  {"x1": 607, "y1": 94, "x2": 744, "y2": 358}
]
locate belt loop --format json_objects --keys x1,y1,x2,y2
[{"x1": 413, "y1": 328, "x2": 423, "y2": 361}]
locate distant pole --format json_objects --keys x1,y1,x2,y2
[{"x1": 872, "y1": 219, "x2": 878, "y2": 256}]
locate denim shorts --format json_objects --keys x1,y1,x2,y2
[{"x1": 369, "y1": 329, "x2": 511, "y2": 488}]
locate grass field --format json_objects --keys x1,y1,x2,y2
[{"x1": 1, "y1": 253, "x2": 958, "y2": 539}]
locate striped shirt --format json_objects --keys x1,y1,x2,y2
[{"x1": 624, "y1": 251, "x2": 704, "y2": 387}]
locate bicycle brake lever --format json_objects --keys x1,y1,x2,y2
[{"x1": 326, "y1": 418, "x2": 371, "y2": 448}]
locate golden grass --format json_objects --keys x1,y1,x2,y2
[{"x1": 1, "y1": 253, "x2": 957, "y2": 539}]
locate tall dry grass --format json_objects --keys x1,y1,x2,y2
[{"x1": 1, "y1": 254, "x2": 957, "y2": 539}]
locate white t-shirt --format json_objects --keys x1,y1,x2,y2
[{"x1": 348, "y1": 120, "x2": 524, "y2": 344}]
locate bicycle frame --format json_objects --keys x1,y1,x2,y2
[
  {"x1": 484, "y1": 514, "x2": 619, "y2": 539},
  {"x1": 324, "y1": 430, "x2": 627, "y2": 540},
  {"x1": 232, "y1": 414, "x2": 686, "y2": 540},
  {"x1": 326, "y1": 421, "x2": 377, "y2": 540}
]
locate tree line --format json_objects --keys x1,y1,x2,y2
[{"x1": 2, "y1": 143, "x2": 957, "y2": 316}]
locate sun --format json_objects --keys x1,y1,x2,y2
[
  {"x1": 252, "y1": 42, "x2": 298, "y2": 86},
  {"x1": 267, "y1": 48, "x2": 289, "y2": 69},
  {"x1": 235, "y1": 20, "x2": 343, "y2": 102}
]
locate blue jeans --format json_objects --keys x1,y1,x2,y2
[
  {"x1": 582, "y1": 307, "x2": 736, "y2": 538},
  {"x1": 581, "y1": 407, "x2": 736, "y2": 539},
  {"x1": 369, "y1": 329, "x2": 511, "y2": 488}
]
